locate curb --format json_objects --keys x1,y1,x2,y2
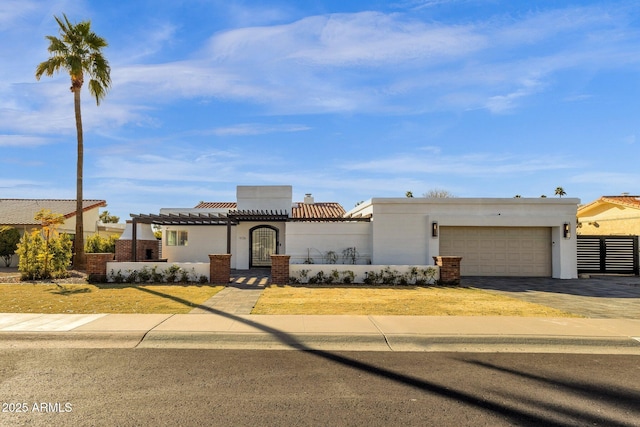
[
  {"x1": 0, "y1": 331, "x2": 146, "y2": 349},
  {"x1": 136, "y1": 332, "x2": 640, "y2": 354},
  {"x1": 2, "y1": 331, "x2": 640, "y2": 353}
]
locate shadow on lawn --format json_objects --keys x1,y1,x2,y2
[
  {"x1": 49, "y1": 285, "x2": 92, "y2": 295},
  {"x1": 133, "y1": 285, "x2": 635, "y2": 426}
]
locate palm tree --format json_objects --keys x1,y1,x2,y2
[
  {"x1": 554, "y1": 187, "x2": 566, "y2": 198},
  {"x1": 36, "y1": 14, "x2": 111, "y2": 270}
]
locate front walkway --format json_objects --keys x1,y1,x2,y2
[{"x1": 190, "y1": 269, "x2": 270, "y2": 314}]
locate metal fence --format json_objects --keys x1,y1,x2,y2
[{"x1": 577, "y1": 235, "x2": 639, "y2": 275}]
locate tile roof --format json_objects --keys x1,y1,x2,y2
[
  {"x1": 292, "y1": 202, "x2": 346, "y2": 219},
  {"x1": 193, "y1": 202, "x2": 237, "y2": 209},
  {"x1": 193, "y1": 201, "x2": 347, "y2": 219},
  {"x1": 0, "y1": 199, "x2": 106, "y2": 225},
  {"x1": 599, "y1": 196, "x2": 640, "y2": 209}
]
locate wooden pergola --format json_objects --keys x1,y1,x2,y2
[{"x1": 128, "y1": 210, "x2": 371, "y2": 261}]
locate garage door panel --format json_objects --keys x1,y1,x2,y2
[{"x1": 440, "y1": 226, "x2": 551, "y2": 277}]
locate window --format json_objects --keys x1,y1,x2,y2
[{"x1": 166, "y1": 230, "x2": 188, "y2": 246}]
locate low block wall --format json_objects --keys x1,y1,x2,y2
[
  {"x1": 290, "y1": 264, "x2": 440, "y2": 285},
  {"x1": 106, "y1": 261, "x2": 209, "y2": 282}
]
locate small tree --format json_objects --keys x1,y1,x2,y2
[
  {"x1": 424, "y1": 188, "x2": 454, "y2": 198},
  {"x1": 0, "y1": 226, "x2": 21, "y2": 267},
  {"x1": 16, "y1": 209, "x2": 72, "y2": 279},
  {"x1": 555, "y1": 187, "x2": 566, "y2": 198}
]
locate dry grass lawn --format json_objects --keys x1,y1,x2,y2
[
  {"x1": 252, "y1": 285, "x2": 579, "y2": 317},
  {"x1": 0, "y1": 283, "x2": 223, "y2": 314}
]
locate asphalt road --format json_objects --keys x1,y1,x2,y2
[{"x1": 1, "y1": 349, "x2": 639, "y2": 426}]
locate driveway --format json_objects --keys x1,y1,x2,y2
[{"x1": 464, "y1": 275, "x2": 640, "y2": 318}]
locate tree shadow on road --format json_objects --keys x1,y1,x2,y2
[{"x1": 133, "y1": 286, "x2": 638, "y2": 426}]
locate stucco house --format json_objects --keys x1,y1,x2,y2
[
  {"x1": 137, "y1": 186, "x2": 578, "y2": 279},
  {"x1": 0, "y1": 199, "x2": 119, "y2": 267},
  {"x1": 577, "y1": 195, "x2": 640, "y2": 235}
]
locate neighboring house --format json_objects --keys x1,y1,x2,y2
[
  {"x1": 577, "y1": 195, "x2": 640, "y2": 235},
  {"x1": 132, "y1": 186, "x2": 579, "y2": 279},
  {"x1": 0, "y1": 199, "x2": 113, "y2": 267}
]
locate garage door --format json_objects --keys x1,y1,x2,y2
[{"x1": 439, "y1": 227, "x2": 551, "y2": 277}]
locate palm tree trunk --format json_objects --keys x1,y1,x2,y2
[{"x1": 73, "y1": 87, "x2": 85, "y2": 270}]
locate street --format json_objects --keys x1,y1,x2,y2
[{"x1": 1, "y1": 349, "x2": 639, "y2": 426}]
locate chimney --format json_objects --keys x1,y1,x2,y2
[{"x1": 304, "y1": 193, "x2": 315, "y2": 205}]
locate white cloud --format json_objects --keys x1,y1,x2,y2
[
  {"x1": 0, "y1": 135, "x2": 51, "y2": 147},
  {"x1": 210, "y1": 123, "x2": 311, "y2": 136},
  {"x1": 342, "y1": 151, "x2": 575, "y2": 176}
]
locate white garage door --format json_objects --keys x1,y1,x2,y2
[{"x1": 439, "y1": 227, "x2": 552, "y2": 277}]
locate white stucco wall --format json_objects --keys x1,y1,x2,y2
[
  {"x1": 237, "y1": 185, "x2": 292, "y2": 212},
  {"x1": 161, "y1": 225, "x2": 235, "y2": 266},
  {"x1": 286, "y1": 222, "x2": 372, "y2": 264},
  {"x1": 347, "y1": 198, "x2": 580, "y2": 279}
]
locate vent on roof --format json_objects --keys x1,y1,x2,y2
[{"x1": 304, "y1": 193, "x2": 314, "y2": 205}]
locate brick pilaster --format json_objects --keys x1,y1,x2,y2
[
  {"x1": 433, "y1": 256, "x2": 462, "y2": 286},
  {"x1": 209, "y1": 254, "x2": 231, "y2": 284},
  {"x1": 270, "y1": 255, "x2": 290, "y2": 285},
  {"x1": 86, "y1": 253, "x2": 114, "y2": 282}
]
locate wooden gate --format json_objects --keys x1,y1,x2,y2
[{"x1": 577, "y1": 235, "x2": 639, "y2": 275}]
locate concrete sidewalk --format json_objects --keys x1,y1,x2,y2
[{"x1": 1, "y1": 312, "x2": 639, "y2": 354}]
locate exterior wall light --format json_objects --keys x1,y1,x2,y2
[
  {"x1": 432, "y1": 221, "x2": 438, "y2": 238},
  {"x1": 563, "y1": 223, "x2": 570, "y2": 239}
]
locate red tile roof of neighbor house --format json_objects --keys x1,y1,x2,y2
[
  {"x1": 600, "y1": 196, "x2": 640, "y2": 209},
  {"x1": 0, "y1": 199, "x2": 107, "y2": 225},
  {"x1": 292, "y1": 202, "x2": 346, "y2": 219},
  {"x1": 193, "y1": 201, "x2": 347, "y2": 218}
]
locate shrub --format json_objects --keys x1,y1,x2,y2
[
  {"x1": 16, "y1": 209, "x2": 72, "y2": 280},
  {"x1": 138, "y1": 266, "x2": 152, "y2": 283},
  {"x1": 341, "y1": 270, "x2": 355, "y2": 284},
  {"x1": 0, "y1": 226, "x2": 20, "y2": 267},
  {"x1": 165, "y1": 264, "x2": 181, "y2": 283},
  {"x1": 85, "y1": 234, "x2": 119, "y2": 253},
  {"x1": 150, "y1": 265, "x2": 164, "y2": 283}
]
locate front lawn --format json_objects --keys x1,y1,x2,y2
[
  {"x1": 0, "y1": 283, "x2": 223, "y2": 314},
  {"x1": 252, "y1": 285, "x2": 579, "y2": 316}
]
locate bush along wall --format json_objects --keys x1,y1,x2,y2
[
  {"x1": 289, "y1": 265, "x2": 438, "y2": 286},
  {"x1": 106, "y1": 264, "x2": 208, "y2": 284}
]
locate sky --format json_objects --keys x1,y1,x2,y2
[{"x1": 1, "y1": 0, "x2": 639, "y2": 221}]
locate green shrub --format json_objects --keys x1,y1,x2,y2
[
  {"x1": 16, "y1": 211, "x2": 72, "y2": 280},
  {"x1": 85, "y1": 234, "x2": 119, "y2": 253},
  {"x1": 0, "y1": 226, "x2": 20, "y2": 267}
]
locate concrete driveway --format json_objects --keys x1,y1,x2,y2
[{"x1": 464, "y1": 275, "x2": 640, "y2": 318}]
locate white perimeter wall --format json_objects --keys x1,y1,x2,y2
[
  {"x1": 106, "y1": 261, "x2": 209, "y2": 281},
  {"x1": 290, "y1": 264, "x2": 439, "y2": 284},
  {"x1": 286, "y1": 222, "x2": 372, "y2": 264}
]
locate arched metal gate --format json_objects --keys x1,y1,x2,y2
[{"x1": 250, "y1": 226, "x2": 278, "y2": 268}]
